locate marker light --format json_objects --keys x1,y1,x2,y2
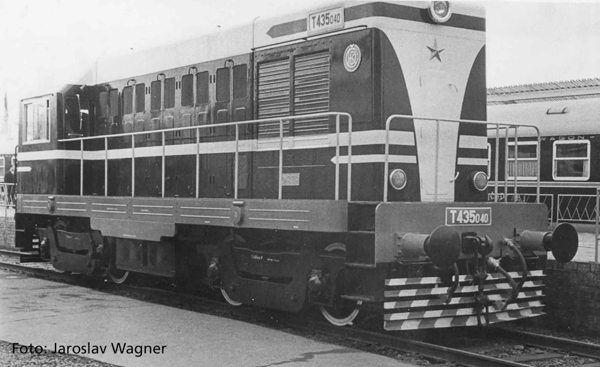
[
  {"x1": 471, "y1": 171, "x2": 488, "y2": 192},
  {"x1": 389, "y1": 169, "x2": 407, "y2": 190},
  {"x1": 429, "y1": 1, "x2": 452, "y2": 24}
]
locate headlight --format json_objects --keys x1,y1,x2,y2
[
  {"x1": 470, "y1": 171, "x2": 488, "y2": 192},
  {"x1": 389, "y1": 169, "x2": 407, "y2": 190},
  {"x1": 429, "y1": 1, "x2": 452, "y2": 24}
]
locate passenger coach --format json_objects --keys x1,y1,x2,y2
[{"x1": 487, "y1": 78, "x2": 600, "y2": 224}]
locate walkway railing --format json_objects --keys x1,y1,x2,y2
[
  {"x1": 557, "y1": 194, "x2": 598, "y2": 223},
  {"x1": 383, "y1": 115, "x2": 541, "y2": 203},
  {"x1": 1, "y1": 183, "x2": 15, "y2": 211},
  {"x1": 1, "y1": 183, "x2": 15, "y2": 249},
  {"x1": 58, "y1": 112, "x2": 353, "y2": 201}
]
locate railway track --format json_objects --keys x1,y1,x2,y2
[
  {"x1": 487, "y1": 327, "x2": 600, "y2": 362},
  {"x1": 2, "y1": 259, "x2": 600, "y2": 367}
]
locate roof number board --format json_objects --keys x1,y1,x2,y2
[{"x1": 307, "y1": 6, "x2": 345, "y2": 36}]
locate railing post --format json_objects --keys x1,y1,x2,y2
[
  {"x1": 383, "y1": 116, "x2": 391, "y2": 203},
  {"x1": 347, "y1": 114, "x2": 352, "y2": 202},
  {"x1": 434, "y1": 119, "x2": 440, "y2": 202},
  {"x1": 162, "y1": 131, "x2": 165, "y2": 198},
  {"x1": 513, "y1": 126, "x2": 518, "y2": 202},
  {"x1": 105, "y1": 137, "x2": 108, "y2": 196},
  {"x1": 132, "y1": 137, "x2": 135, "y2": 197},
  {"x1": 234, "y1": 124, "x2": 239, "y2": 199},
  {"x1": 594, "y1": 187, "x2": 600, "y2": 263},
  {"x1": 335, "y1": 115, "x2": 340, "y2": 201},
  {"x1": 80, "y1": 140, "x2": 84, "y2": 196},
  {"x1": 278, "y1": 118, "x2": 283, "y2": 200},
  {"x1": 536, "y1": 129, "x2": 541, "y2": 203},
  {"x1": 494, "y1": 125, "x2": 500, "y2": 202},
  {"x1": 196, "y1": 127, "x2": 200, "y2": 199},
  {"x1": 504, "y1": 126, "x2": 509, "y2": 203}
]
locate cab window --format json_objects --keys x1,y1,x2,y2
[{"x1": 24, "y1": 99, "x2": 50, "y2": 142}]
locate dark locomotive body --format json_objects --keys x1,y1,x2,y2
[{"x1": 15, "y1": 1, "x2": 578, "y2": 330}]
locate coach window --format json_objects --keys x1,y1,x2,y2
[
  {"x1": 135, "y1": 83, "x2": 145, "y2": 113},
  {"x1": 216, "y1": 68, "x2": 230, "y2": 102},
  {"x1": 151, "y1": 81, "x2": 161, "y2": 111},
  {"x1": 181, "y1": 74, "x2": 193, "y2": 107},
  {"x1": 123, "y1": 86, "x2": 133, "y2": 114},
  {"x1": 233, "y1": 64, "x2": 247, "y2": 99},
  {"x1": 24, "y1": 99, "x2": 50, "y2": 143},
  {"x1": 553, "y1": 140, "x2": 590, "y2": 181},
  {"x1": 164, "y1": 77, "x2": 175, "y2": 109},
  {"x1": 507, "y1": 141, "x2": 538, "y2": 180},
  {"x1": 196, "y1": 71, "x2": 209, "y2": 105}
]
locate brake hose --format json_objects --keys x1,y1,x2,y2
[
  {"x1": 443, "y1": 264, "x2": 460, "y2": 304},
  {"x1": 502, "y1": 238, "x2": 528, "y2": 290},
  {"x1": 487, "y1": 257, "x2": 518, "y2": 310}
]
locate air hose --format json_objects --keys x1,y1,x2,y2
[
  {"x1": 487, "y1": 257, "x2": 518, "y2": 310},
  {"x1": 502, "y1": 238, "x2": 528, "y2": 290}
]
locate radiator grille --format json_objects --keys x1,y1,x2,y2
[
  {"x1": 257, "y1": 52, "x2": 330, "y2": 139},
  {"x1": 257, "y1": 59, "x2": 290, "y2": 138},
  {"x1": 293, "y1": 52, "x2": 330, "y2": 136}
]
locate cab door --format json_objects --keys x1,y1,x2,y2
[{"x1": 201, "y1": 56, "x2": 251, "y2": 198}]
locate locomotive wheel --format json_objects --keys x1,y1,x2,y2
[
  {"x1": 221, "y1": 288, "x2": 242, "y2": 306},
  {"x1": 108, "y1": 264, "x2": 129, "y2": 284},
  {"x1": 319, "y1": 243, "x2": 362, "y2": 327}
]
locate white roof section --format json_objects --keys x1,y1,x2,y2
[
  {"x1": 487, "y1": 78, "x2": 600, "y2": 137},
  {"x1": 94, "y1": 1, "x2": 485, "y2": 84}
]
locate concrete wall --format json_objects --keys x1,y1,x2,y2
[
  {"x1": 544, "y1": 260, "x2": 600, "y2": 334},
  {"x1": 0, "y1": 217, "x2": 15, "y2": 250}
]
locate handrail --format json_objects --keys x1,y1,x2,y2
[
  {"x1": 58, "y1": 112, "x2": 353, "y2": 201},
  {"x1": 383, "y1": 115, "x2": 541, "y2": 203},
  {"x1": 596, "y1": 187, "x2": 599, "y2": 263}
]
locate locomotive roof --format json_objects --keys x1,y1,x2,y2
[
  {"x1": 93, "y1": 1, "x2": 485, "y2": 85},
  {"x1": 487, "y1": 78, "x2": 600, "y2": 137}
]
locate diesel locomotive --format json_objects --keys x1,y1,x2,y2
[{"x1": 15, "y1": 1, "x2": 578, "y2": 330}]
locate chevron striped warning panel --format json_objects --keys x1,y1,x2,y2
[{"x1": 383, "y1": 270, "x2": 545, "y2": 331}]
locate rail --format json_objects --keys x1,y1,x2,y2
[
  {"x1": 383, "y1": 115, "x2": 541, "y2": 203},
  {"x1": 58, "y1": 112, "x2": 353, "y2": 201}
]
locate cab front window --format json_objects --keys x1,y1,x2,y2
[{"x1": 24, "y1": 99, "x2": 50, "y2": 143}]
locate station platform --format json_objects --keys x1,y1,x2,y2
[{"x1": 0, "y1": 269, "x2": 410, "y2": 367}]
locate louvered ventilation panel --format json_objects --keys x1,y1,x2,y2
[
  {"x1": 257, "y1": 52, "x2": 331, "y2": 139},
  {"x1": 257, "y1": 59, "x2": 291, "y2": 139},
  {"x1": 293, "y1": 52, "x2": 330, "y2": 136}
]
